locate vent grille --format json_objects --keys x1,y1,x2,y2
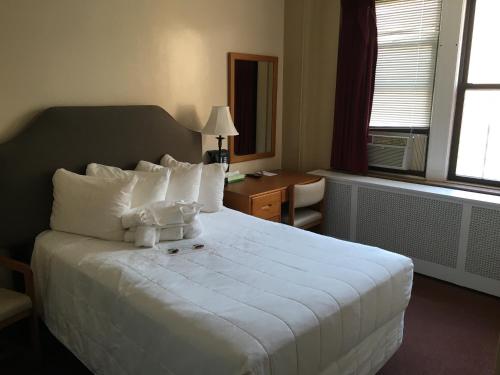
[
  {"x1": 465, "y1": 207, "x2": 500, "y2": 281},
  {"x1": 367, "y1": 144, "x2": 407, "y2": 168},
  {"x1": 371, "y1": 135, "x2": 408, "y2": 146},
  {"x1": 323, "y1": 181, "x2": 351, "y2": 240},
  {"x1": 356, "y1": 187, "x2": 462, "y2": 267}
]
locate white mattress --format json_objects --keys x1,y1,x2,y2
[{"x1": 32, "y1": 208, "x2": 413, "y2": 375}]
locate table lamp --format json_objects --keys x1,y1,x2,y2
[{"x1": 202, "y1": 106, "x2": 239, "y2": 168}]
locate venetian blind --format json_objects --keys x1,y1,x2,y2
[{"x1": 370, "y1": 0, "x2": 442, "y2": 128}]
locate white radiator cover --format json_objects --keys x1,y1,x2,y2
[{"x1": 313, "y1": 170, "x2": 500, "y2": 297}]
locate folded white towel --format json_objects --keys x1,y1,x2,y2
[
  {"x1": 148, "y1": 201, "x2": 184, "y2": 227},
  {"x1": 121, "y1": 202, "x2": 184, "y2": 229},
  {"x1": 122, "y1": 201, "x2": 203, "y2": 246},
  {"x1": 158, "y1": 226, "x2": 184, "y2": 241},
  {"x1": 124, "y1": 226, "x2": 184, "y2": 246},
  {"x1": 134, "y1": 226, "x2": 159, "y2": 247}
]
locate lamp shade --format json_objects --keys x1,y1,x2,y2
[{"x1": 201, "y1": 106, "x2": 239, "y2": 136}]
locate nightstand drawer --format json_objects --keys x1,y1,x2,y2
[{"x1": 251, "y1": 191, "x2": 281, "y2": 220}]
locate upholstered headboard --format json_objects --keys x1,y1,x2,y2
[{"x1": 0, "y1": 105, "x2": 202, "y2": 257}]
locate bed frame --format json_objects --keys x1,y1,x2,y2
[{"x1": 0, "y1": 106, "x2": 202, "y2": 259}]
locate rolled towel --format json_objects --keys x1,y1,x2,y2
[
  {"x1": 183, "y1": 217, "x2": 203, "y2": 239},
  {"x1": 179, "y1": 202, "x2": 203, "y2": 223},
  {"x1": 134, "y1": 226, "x2": 159, "y2": 247},
  {"x1": 122, "y1": 208, "x2": 151, "y2": 229},
  {"x1": 123, "y1": 230, "x2": 135, "y2": 243}
]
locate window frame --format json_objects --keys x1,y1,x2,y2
[
  {"x1": 368, "y1": 0, "x2": 442, "y2": 177},
  {"x1": 448, "y1": 0, "x2": 500, "y2": 187}
]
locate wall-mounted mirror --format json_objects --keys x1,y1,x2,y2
[{"x1": 228, "y1": 52, "x2": 278, "y2": 163}]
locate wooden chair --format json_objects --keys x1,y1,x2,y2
[
  {"x1": 495, "y1": 332, "x2": 500, "y2": 375},
  {"x1": 0, "y1": 255, "x2": 40, "y2": 361},
  {"x1": 285, "y1": 177, "x2": 326, "y2": 230}
]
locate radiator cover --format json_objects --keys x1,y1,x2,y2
[{"x1": 316, "y1": 170, "x2": 500, "y2": 297}]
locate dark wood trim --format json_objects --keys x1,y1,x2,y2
[
  {"x1": 228, "y1": 52, "x2": 278, "y2": 164},
  {"x1": 369, "y1": 127, "x2": 430, "y2": 134},
  {"x1": 369, "y1": 166, "x2": 426, "y2": 178},
  {"x1": 446, "y1": 0, "x2": 500, "y2": 188},
  {"x1": 464, "y1": 83, "x2": 500, "y2": 90}
]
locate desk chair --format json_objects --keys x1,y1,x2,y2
[
  {"x1": 0, "y1": 255, "x2": 40, "y2": 361},
  {"x1": 286, "y1": 177, "x2": 325, "y2": 230}
]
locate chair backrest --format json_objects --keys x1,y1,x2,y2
[{"x1": 293, "y1": 178, "x2": 325, "y2": 209}]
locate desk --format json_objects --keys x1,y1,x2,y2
[{"x1": 223, "y1": 170, "x2": 320, "y2": 222}]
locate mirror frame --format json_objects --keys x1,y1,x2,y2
[{"x1": 228, "y1": 52, "x2": 278, "y2": 163}]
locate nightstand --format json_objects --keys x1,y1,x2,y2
[{"x1": 223, "y1": 170, "x2": 320, "y2": 222}]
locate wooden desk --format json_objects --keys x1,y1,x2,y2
[{"x1": 223, "y1": 170, "x2": 320, "y2": 222}]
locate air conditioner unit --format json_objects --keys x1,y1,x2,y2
[{"x1": 368, "y1": 134, "x2": 413, "y2": 170}]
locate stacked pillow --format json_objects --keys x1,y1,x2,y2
[
  {"x1": 135, "y1": 158, "x2": 203, "y2": 203},
  {"x1": 136, "y1": 154, "x2": 225, "y2": 212},
  {"x1": 50, "y1": 156, "x2": 226, "y2": 241},
  {"x1": 86, "y1": 163, "x2": 170, "y2": 208}
]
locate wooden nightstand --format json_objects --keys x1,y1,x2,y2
[{"x1": 223, "y1": 170, "x2": 320, "y2": 222}]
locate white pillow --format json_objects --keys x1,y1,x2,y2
[
  {"x1": 136, "y1": 158, "x2": 203, "y2": 204},
  {"x1": 198, "y1": 163, "x2": 225, "y2": 212},
  {"x1": 137, "y1": 157, "x2": 225, "y2": 212},
  {"x1": 86, "y1": 163, "x2": 170, "y2": 208},
  {"x1": 50, "y1": 168, "x2": 137, "y2": 241}
]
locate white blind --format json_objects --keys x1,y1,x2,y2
[{"x1": 370, "y1": 0, "x2": 442, "y2": 128}]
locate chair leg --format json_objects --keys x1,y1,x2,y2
[
  {"x1": 495, "y1": 333, "x2": 500, "y2": 375},
  {"x1": 29, "y1": 313, "x2": 41, "y2": 364}
]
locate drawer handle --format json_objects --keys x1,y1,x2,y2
[{"x1": 261, "y1": 204, "x2": 272, "y2": 210}]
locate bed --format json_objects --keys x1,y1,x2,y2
[{"x1": 0, "y1": 106, "x2": 413, "y2": 375}]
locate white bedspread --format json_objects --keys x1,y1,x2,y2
[{"x1": 32, "y1": 208, "x2": 413, "y2": 375}]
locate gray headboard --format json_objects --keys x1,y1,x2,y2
[{"x1": 0, "y1": 105, "x2": 202, "y2": 257}]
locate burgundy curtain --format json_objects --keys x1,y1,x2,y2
[{"x1": 331, "y1": 0, "x2": 377, "y2": 174}]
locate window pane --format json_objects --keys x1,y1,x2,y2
[
  {"x1": 455, "y1": 90, "x2": 500, "y2": 181},
  {"x1": 467, "y1": 0, "x2": 500, "y2": 84},
  {"x1": 371, "y1": 0, "x2": 442, "y2": 128}
]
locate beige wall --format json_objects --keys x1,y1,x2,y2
[
  {"x1": 0, "y1": 0, "x2": 284, "y2": 174},
  {"x1": 282, "y1": 0, "x2": 340, "y2": 172}
]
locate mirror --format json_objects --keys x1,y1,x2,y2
[{"x1": 228, "y1": 52, "x2": 278, "y2": 163}]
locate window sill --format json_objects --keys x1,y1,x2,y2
[
  {"x1": 367, "y1": 171, "x2": 500, "y2": 197},
  {"x1": 309, "y1": 169, "x2": 500, "y2": 208}
]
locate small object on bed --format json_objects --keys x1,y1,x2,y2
[
  {"x1": 167, "y1": 248, "x2": 179, "y2": 254},
  {"x1": 193, "y1": 244, "x2": 204, "y2": 249}
]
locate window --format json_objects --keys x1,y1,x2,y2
[
  {"x1": 368, "y1": 0, "x2": 442, "y2": 175},
  {"x1": 449, "y1": 0, "x2": 500, "y2": 186},
  {"x1": 370, "y1": 0, "x2": 442, "y2": 129}
]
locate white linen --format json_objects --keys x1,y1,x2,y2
[
  {"x1": 86, "y1": 163, "x2": 170, "y2": 208},
  {"x1": 50, "y1": 169, "x2": 137, "y2": 241},
  {"x1": 33, "y1": 208, "x2": 413, "y2": 375},
  {"x1": 136, "y1": 158, "x2": 202, "y2": 203}
]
